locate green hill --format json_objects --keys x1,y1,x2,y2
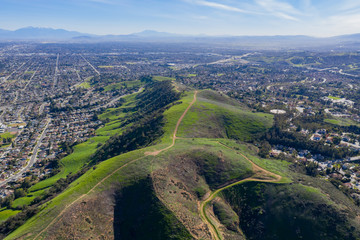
[
  {"x1": 177, "y1": 90, "x2": 273, "y2": 141},
  {"x1": 3, "y1": 83, "x2": 360, "y2": 240}
]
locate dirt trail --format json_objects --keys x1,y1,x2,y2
[
  {"x1": 145, "y1": 90, "x2": 197, "y2": 156},
  {"x1": 199, "y1": 142, "x2": 283, "y2": 240},
  {"x1": 217, "y1": 142, "x2": 282, "y2": 181},
  {"x1": 33, "y1": 91, "x2": 198, "y2": 240}
]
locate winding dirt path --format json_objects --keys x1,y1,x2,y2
[
  {"x1": 145, "y1": 90, "x2": 197, "y2": 156},
  {"x1": 33, "y1": 91, "x2": 198, "y2": 239},
  {"x1": 199, "y1": 142, "x2": 282, "y2": 240}
]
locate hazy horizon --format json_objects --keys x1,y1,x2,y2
[{"x1": 1, "y1": 0, "x2": 360, "y2": 37}]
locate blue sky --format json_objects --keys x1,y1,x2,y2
[{"x1": 1, "y1": 0, "x2": 360, "y2": 36}]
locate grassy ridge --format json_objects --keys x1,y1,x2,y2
[
  {"x1": 177, "y1": 90, "x2": 273, "y2": 141},
  {"x1": 6, "y1": 88, "x2": 266, "y2": 239},
  {"x1": 7, "y1": 87, "x2": 345, "y2": 240}
]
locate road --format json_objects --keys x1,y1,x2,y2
[
  {"x1": 346, "y1": 155, "x2": 360, "y2": 162},
  {"x1": 52, "y1": 54, "x2": 59, "y2": 91},
  {"x1": 4, "y1": 62, "x2": 26, "y2": 82},
  {"x1": 80, "y1": 54, "x2": 100, "y2": 75},
  {"x1": 0, "y1": 118, "x2": 51, "y2": 187},
  {"x1": 22, "y1": 66, "x2": 38, "y2": 91}
]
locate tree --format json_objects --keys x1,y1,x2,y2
[
  {"x1": 306, "y1": 162, "x2": 319, "y2": 177},
  {"x1": 259, "y1": 141, "x2": 271, "y2": 158},
  {"x1": 2, "y1": 196, "x2": 13, "y2": 208},
  {"x1": 296, "y1": 125, "x2": 302, "y2": 132},
  {"x1": 21, "y1": 178, "x2": 31, "y2": 190},
  {"x1": 333, "y1": 136, "x2": 341, "y2": 145},
  {"x1": 14, "y1": 189, "x2": 26, "y2": 199}
]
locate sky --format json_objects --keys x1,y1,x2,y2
[{"x1": 1, "y1": 0, "x2": 360, "y2": 37}]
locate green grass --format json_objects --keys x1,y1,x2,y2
[
  {"x1": 98, "y1": 93, "x2": 138, "y2": 121},
  {"x1": 287, "y1": 56, "x2": 305, "y2": 67},
  {"x1": 161, "y1": 91, "x2": 195, "y2": 144},
  {"x1": 327, "y1": 95, "x2": 342, "y2": 100},
  {"x1": 0, "y1": 209, "x2": 21, "y2": 223},
  {"x1": 176, "y1": 90, "x2": 273, "y2": 141},
  {"x1": 0, "y1": 132, "x2": 16, "y2": 139},
  {"x1": 325, "y1": 118, "x2": 360, "y2": 127},
  {"x1": 5, "y1": 88, "x2": 292, "y2": 239},
  {"x1": 6, "y1": 144, "x2": 156, "y2": 239},
  {"x1": 216, "y1": 139, "x2": 292, "y2": 184},
  {"x1": 11, "y1": 190, "x2": 45, "y2": 208},
  {"x1": 29, "y1": 136, "x2": 109, "y2": 192},
  {"x1": 212, "y1": 199, "x2": 239, "y2": 231},
  {"x1": 103, "y1": 80, "x2": 141, "y2": 92},
  {"x1": 154, "y1": 138, "x2": 254, "y2": 189},
  {"x1": 152, "y1": 76, "x2": 176, "y2": 81},
  {"x1": 222, "y1": 181, "x2": 358, "y2": 240},
  {"x1": 98, "y1": 65, "x2": 114, "y2": 68},
  {"x1": 78, "y1": 81, "x2": 90, "y2": 89},
  {"x1": 77, "y1": 77, "x2": 93, "y2": 89},
  {"x1": 0, "y1": 132, "x2": 16, "y2": 148},
  {"x1": 187, "y1": 74, "x2": 197, "y2": 77}
]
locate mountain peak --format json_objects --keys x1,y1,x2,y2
[{"x1": 132, "y1": 30, "x2": 179, "y2": 37}]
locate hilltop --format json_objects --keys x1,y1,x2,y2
[{"x1": 0, "y1": 79, "x2": 358, "y2": 240}]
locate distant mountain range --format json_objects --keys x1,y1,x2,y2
[
  {"x1": 0, "y1": 27, "x2": 184, "y2": 40},
  {"x1": 1, "y1": 27, "x2": 360, "y2": 49}
]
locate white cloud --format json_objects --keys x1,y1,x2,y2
[
  {"x1": 195, "y1": 0, "x2": 249, "y2": 13},
  {"x1": 184, "y1": 0, "x2": 258, "y2": 14},
  {"x1": 184, "y1": 0, "x2": 300, "y2": 21},
  {"x1": 327, "y1": 13, "x2": 360, "y2": 31},
  {"x1": 338, "y1": 0, "x2": 360, "y2": 12},
  {"x1": 254, "y1": 0, "x2": 301, "y2": 21}
]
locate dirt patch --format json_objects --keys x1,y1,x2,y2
[
  {"x1": 152, "y1": 156, "x2": 212, "y2": 239},
  {"x1": 44, "y1": 191, "x2": 115, "y2": 240}
]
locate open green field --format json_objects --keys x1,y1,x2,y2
[
  {"x1": 0, "y1": 132, "x2": 16, "y2": 148},
  {"x1": 0, "y1": 133, "x2": 16, "y2": 139},
  {"x1": 12, "y1": 190, "x2": 45, "y2": 208},
  {"x1": 77, "y1": 77, "x2": 93, "y2": 89},
  {"x1": 327, "y1": 95, "x2": 342, "y2": 100},
  {"x1": 325, "y1": 117, "x2": 360, "y2": 127},
  {"x1": 0, "y1": 210, "x2": 21, "y2": 223},
  {"x1": 98, "y1": 65, "x2": 114, "y2": 68}
]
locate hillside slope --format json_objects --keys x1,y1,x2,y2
[{"x1": 4, "y1": 87, "x2": 360, "y2": 240}]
